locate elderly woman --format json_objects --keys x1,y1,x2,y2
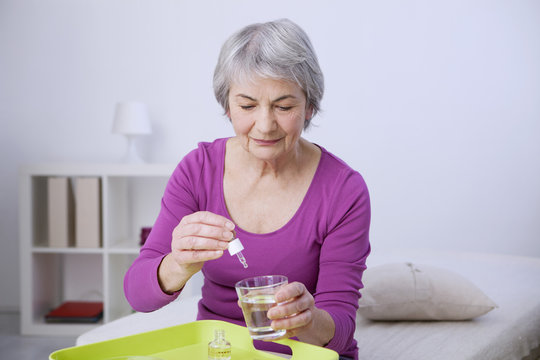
[{"x1": 124, "y1": 18, "x2": 370, "y2": 360}]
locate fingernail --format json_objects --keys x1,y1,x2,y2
[
  {"x1": 225, "y1": 221, "x2": 235, "y2": 230},
  {"x1": 223, "y1": 231, "x2": 234, "y2": 240}
]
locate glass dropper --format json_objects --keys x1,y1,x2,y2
[{"x1": 228, "y1": 238, "x2": 248, "y2": 268}]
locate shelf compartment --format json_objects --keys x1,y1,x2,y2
[
  {"x1": 31, "y1": 253, "x2": 103, "y2": 326},
  {"x1": 105, "y1": 176, "x2": 167, "y2": 249}
]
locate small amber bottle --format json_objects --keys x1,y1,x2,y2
[{"x1": 208, "y1": 329, "x2": 231, "y2": 360}]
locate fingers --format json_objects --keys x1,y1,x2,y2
[
  {"x1": 271, "y1": 308, "x2": 313, "y2": 333},
  {"x1": 176, "y1": 221, "x2": 234, "y2": 243},
  {"x1": 170, "y1": 211, "x2": 236, "y2": 266},
  {"x1": 180, "y1": 211, "x2": 235, "y2": 231},
  {"x1": 266, "y1": 282, "x2": 315, "y2": 335},
  {"x1": 179, "y1": 235, "x2": 230, "y2": 251},
  {"x1": 178, "y1": 223, "x2": 233, "y2": 242},
  {"x1": 274, "y1": 282, "x2": 305, "y2": 304},
  {"x1": 173, "y1": 248, "x2": 225, "y2": 265},
  {"x1": 174, "y1": 212, "x2": 234, "y2": 248},
  {"x1": 269, "y1": 285, "x2": 314, "y2": 319}
]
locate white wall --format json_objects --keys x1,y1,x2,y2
[{"x1": 1, "y1": 0, "x2": 539, "y2": 310}]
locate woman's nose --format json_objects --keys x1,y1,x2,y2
[{"x1": 255, "y1": 107, "x2": 278, "y2": 133}]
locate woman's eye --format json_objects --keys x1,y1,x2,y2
[
  {"x1": 277, "y1": 106, "x2": 292, "y2": 111},
  {"x1": 240, "y1": 105, "x2": 254, "y2": 110}
]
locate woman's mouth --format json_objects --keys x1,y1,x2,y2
[{"x1": 252, "y1": 138, "x2": 281, "y2": 146}]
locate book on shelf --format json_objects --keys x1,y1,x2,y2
[
  {"x1": 75, "y1": 177, "x2": 102, "y2": 248},
  {"x1": 47, "y1": 177, "x2": 75, "y2": 247},
  {"x1": 44, "y1": 301, "x2": 103, "y2": 323}
]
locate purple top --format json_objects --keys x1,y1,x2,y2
[{"x1": 124, "y1": 138, "x2": 371, "y2": 359}]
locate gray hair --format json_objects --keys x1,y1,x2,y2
[{"x1": 213, "y1": 18, "x2": 324, "y2": 129}]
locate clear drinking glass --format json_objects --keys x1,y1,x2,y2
[{"x1": 235, "y1": 275, "x2": 288, "y2": 340}]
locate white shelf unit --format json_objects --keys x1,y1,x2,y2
[{"x1": 19, "y1": 163, "x2": 175, "y2": 336}]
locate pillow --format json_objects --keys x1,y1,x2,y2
[{"x1": 357, "y1": 262, "x2": 497, "y2": 320}]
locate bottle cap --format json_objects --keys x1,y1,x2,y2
[{"x1": 228, "y1": 238, "x2": 244, "y2": 256}]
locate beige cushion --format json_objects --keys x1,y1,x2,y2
[{"x1": 358, "y1": 262, "x2": 497, "y2": 320}]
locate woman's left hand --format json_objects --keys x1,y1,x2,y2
[{"x1": 266, "y1": 281, "x2": 317, "y2": 340}]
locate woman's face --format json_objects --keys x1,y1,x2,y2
[{"x1": 227, "y1": 77, "x2": 312, "y2": 164}]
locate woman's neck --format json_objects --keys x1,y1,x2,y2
[{"x1": 228, "y1": 137, "x2": 318, "y2": 180}]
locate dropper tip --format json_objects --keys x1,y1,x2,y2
[{"x1": 236, "y1": 252, "x2": 249, "y2": 269}]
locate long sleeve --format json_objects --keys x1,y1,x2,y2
[
  {"x1": 124, "y1": 148, "x2": 204, "y2": 312},
  {"x1": 314, "y1": 159, "x2": 371, "y2": 357}
]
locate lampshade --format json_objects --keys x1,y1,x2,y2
[{"x1": 112, "y1": 102, "x2": 152, "y2": 135}]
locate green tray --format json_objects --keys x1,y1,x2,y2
[{"x1": 49, "y1": 320, "x2": 338, "y2": 360}]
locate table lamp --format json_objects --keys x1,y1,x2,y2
[{"x1": 112, "y1": 101, "x2": 152, "y2": 163}]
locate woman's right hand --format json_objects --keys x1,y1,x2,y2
[{"x1": 158, "y1": 211, "x2": 235, "y2": 293}]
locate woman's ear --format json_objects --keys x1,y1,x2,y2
[{"x1": 305, "y1": 105, "x2": 314, "y2": 121}]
